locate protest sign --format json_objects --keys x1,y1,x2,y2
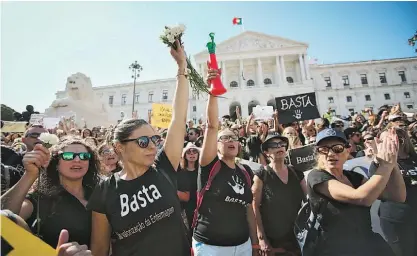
[
  {"x1": 1, "y1": 215, "x2": 56, "y2": 256},
  {"x1": 237, "y1": 158, "x2": 263, "y2": 171},
  {"x1": 151, "y1": 103, "x2": 172, "y2": 129},
  {"x1": 275, "y1": 92, "x2": 320, "y2": 124},
  {"x1": 0, "y1": 122, "x2": 27, "y2": 133},
  {"x1": 288, "y1": 144, "x2": 316, "y2": 172},
  {"x1": 252, "y1": 105, "x2": 274, "y2": 120},
  {"x1": 29, "y1": 114, "x2": 44, "y2": 125},
  {"x1": 43, "y1": 118, "x2": 61, "y2": 129},
  {"x1": 344, "y1": 156, "x2": 373, "y2": 177}
]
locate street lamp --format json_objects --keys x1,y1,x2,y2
[{"x1": 129, "y1": 61, "x2": 143, "y2": 118}]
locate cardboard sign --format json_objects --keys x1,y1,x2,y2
[
  {"x1": 288, "y1": 144, "x2": 316, "y2": 172},
  {"x1": 29, "y1": 114, "x2": 44, "y2": 125},
  {"x1": 151, "y1": 103, "x2": 172, "y2": 129},
  {"x1": 275, "y1": 92, "x2": 320, "y2": 124},
  {"x1": 237, "y1": 158, "x2": 263, "y2": 171},
  {"x1": 43, "y1": 118, "x2": 61, "y2": 129},
  {"x1": 0, "y1": 122, "x2": 27, "y2": 133},
  {"x1": 1, "y1": 215, "x2": 56, "y2": 256},
  {"x1": 252, "y1": 105, "x2": 274, "y2": 120}
]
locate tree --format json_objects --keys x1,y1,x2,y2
[
  {"x1": 1, "y1": 104, "x2": 20, "y2": 121},
  {"x1": 408, "y1": 30, "x2": 417, "y2": 53}
]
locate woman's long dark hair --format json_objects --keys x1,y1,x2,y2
[{"x1": 33, "y1": 137, "x2": 100, "y2": 198}]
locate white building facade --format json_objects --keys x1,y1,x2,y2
[{"x1": 54, "y1": 31, "x2": 417, "y2": 123}]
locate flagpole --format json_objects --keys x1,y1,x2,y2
[{"x1": 241, "y1": 24, "x2": 245, "y2": 33}]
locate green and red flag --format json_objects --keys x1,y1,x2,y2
[{"x1": 232, "y1": 17, "x2": 243, "y2": 25}]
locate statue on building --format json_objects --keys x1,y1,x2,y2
[{"x1": 44, "y1": 72, "x2": 115, "y2": 128}]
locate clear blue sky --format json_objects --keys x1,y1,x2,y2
[{"x1": 2, "y1": 1, "x2": 416, "y2": 113}]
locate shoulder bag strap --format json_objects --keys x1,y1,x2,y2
[
  {"x1": 191, "y1": 160, "x2": 222, "y2": 229},
  {"x1": 236, "y1": 163, "x2": 252, "y2": 187}
]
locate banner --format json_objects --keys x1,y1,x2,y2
[
  {"x1": 275, "y1": 92, "x2": 320, "y2": 124},
  {"x1": 151, "y1": 103, "x2": 172, "y2": 129},
  {"x1": 344, "y1": 156, "x2": 373, "y2": 177},
  {"x1": 0, "y1": 122, "x2": 27, "y2": 133},
  {"x1": 288, "y1": 144, "x2": 316, "y2": 172},
  {"x1": 29, "y1": 114, "x2": 44, "y2": 125},
  {"x1": 1, "y1": 215, "x2": 56, "y2": 256}
]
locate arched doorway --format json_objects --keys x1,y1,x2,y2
[
  {"x1": 229, "y1": 101, "x2": 242, "y2": 121},
  {"x1": 267, "y1": 99, "x2": 276, "y2": 110},
  {"x1": 248, "y1": 100, "x2": 260, "y2": 115}
]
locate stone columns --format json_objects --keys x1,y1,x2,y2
[
  {"x1": 275, "y1": 56, "x2": 282, "y2": 86},
  {"x1": 299, "y1": 54, "x2": 306, "y2": 81},
  {"x1": 221, "y1": 61, "x2": 227, "y2": 86},
  {"x1": 257, "y1": 58, "x2": 263, "y2": 86},
  {"x1": 199, "y1": 63, "x2": 204, "y2": 77},
  {"x1": 280, "y1": 56, "x2": 287, "y2": 84},
  {"x1": 239, "y1": 59, "x2": 244, "y2": 88},
  {"x1": 303, "y1": 54, "x2": 311, "y2": 80}
]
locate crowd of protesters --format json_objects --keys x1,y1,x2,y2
[{"x1": 1, "y1": 41, "x2": 417, "y2": 256}]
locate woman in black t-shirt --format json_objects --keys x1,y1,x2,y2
[
  {"x1": 177, "y1": 143, "x2": 200, "y2": 231},
  {"x1": 0, "y1": 137, "x2": 99, "y2": 253},
  {"x1": 307, "y1": 128, "x2": 405, "y2": 256},
  {"x1": 372, "y1": 128, "x2": 417, "y2": 256},
  {"x1": 192, "y1": 68, "x2": 258, "y2": 256},
  {"x1": 87, "y1": 41, "x2": 191, "y2": 256},
  {"x1": 252, "y1": 134, "x2": 306, "y2": 255}
]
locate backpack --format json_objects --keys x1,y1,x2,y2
[
  {"x1": 191, "y1": 160, "x2": 252, "y2": 229},
  {"x1": 294, "y1": 194, "x2": 328, "y2": 256}
]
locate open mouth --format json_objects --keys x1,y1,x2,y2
[
  {"x1": 328, "y1": 159, "x2": 338, "y2": 164},
  {"x1": 227, "y1": 145, "x2": 236, "y2": 150},
  {"x1": 70, "y1": 166, "x2": 82, "y2": 171}
]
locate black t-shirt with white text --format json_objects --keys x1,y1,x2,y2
[
  {"x1": 193, "y1": 157, "x2": 253, "y2": 246},
  {"x1": 87, "y1": 150, "x2": 189, "y2": 256}
]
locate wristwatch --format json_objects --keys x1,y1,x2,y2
[{"x1": 177, "y1": 67, "x2": 189, "y2": 78}]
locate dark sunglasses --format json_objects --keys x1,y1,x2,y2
[
  {"x1": 188, "y1": 133, "x2": 196, "y2": 136},
  {"x1": 122, "y1": 135, "x2": 162, "y2": 148},
  {"x1": 266, "y1": 141, "x2": 288, "y2": 149},
  {"x1": 100, "y1": 148, "x2": 114, "y2": 156},
  {"x1": 60, "y1": 152, "x2": 91, "y2": 161},
  {"x1": 317, "y1": 144, "x2": 346, "y2": 155},
  {"x1": 218, "y1": 135, "x2": 239, "y2": 142},
  {"x1": 334, "y1": 124, "x2": 344, "y2": 128},
  {"x1": 186, "y1": 149, "x2": 199, "y2": 154},
  {"x1": 26, "y1": 132, "x2": 41, "y2": 139},
  {"x1": 364, "y1": 137, "x2": 374, "y2": 142}
]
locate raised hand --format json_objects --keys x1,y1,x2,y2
[
  {"x1": 56, "y1": 230, "x2": 92, "y2": 256},
  {"x1": 170, "y1": 40, "x2": 187, "y2": 68},
  {"x1": 376, "y1": 128, "x2": 399, "y2": 168},
  {"x1": 206, "y1": 66, "x2": 220, "y2": 85},
  {"x1": 22, "y1": 144, "x2": 50, "y2": 177}
]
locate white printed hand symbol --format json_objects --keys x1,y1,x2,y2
[
  {"x1": 228, "y1": 175, "x2": 245, "y2": 195},
  {"x1": 293, "y1": 110, "x2": 302, "y2": 119}
]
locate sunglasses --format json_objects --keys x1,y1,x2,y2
[
  {"x1": 266, "y1": 141, "x2": 288, "y2": 149},
  {"x1": 317, "y1": 144, "x2": 346, "y2": 155},
  {"x1": 218, "y1": 135, "x2": 239, "y2": 142},
  {"x1": 122, "y1": 135, "x2": 162, "y2": 148},
  {"x1": 26, "y1": 133, "x2": 41, "y2": 139},
  {"x1": 100, "y1": 148, "x2": 114, "y2": 156},
  {"x1": 334, "y1": 124, "x2": 344, "y2": 128},
  {"x1": 60, "y1": 152, "x2": 91, "y2": 161},
  {"x1": 364, "y1": 137, "x2": 374, "y2": 142},
  {"x1": 188, "y1": 133, "x2": 196, "y2": 136},
  {"x1": 186, "y1": 149, "x2": 199, "y2": 154}
]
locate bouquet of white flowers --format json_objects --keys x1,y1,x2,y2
[{"x1": 160, "y1": 24, "x2": 210, "y2": 97}]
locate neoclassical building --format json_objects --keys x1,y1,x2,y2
[{"x1": 54, "y1": 31, "x2": 417, "y2": 123}]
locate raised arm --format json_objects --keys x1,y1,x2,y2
[
  {"x1": 200, "y1": 69, "x2": 220, "y2": 166},
  {"x1": 163, "y1": 40, "x2": 189, "y2": 170}
]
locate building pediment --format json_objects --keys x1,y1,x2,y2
[{"x1": 194, "y1": 31, "x2": 308, "y2": 57}]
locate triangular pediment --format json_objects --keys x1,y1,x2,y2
[{"x1": 195, "y1": 31, "x2": 308, "y2": 56}]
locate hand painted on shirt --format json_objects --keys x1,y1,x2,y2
[{"x1": 228, "y1": 175, "x2": 245, "y2": 195}]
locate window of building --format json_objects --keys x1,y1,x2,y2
[
  {"x1": 247, "y1": 79, "x2": 255, "y2": 87},
  {"x1": 406, "y1": 104, "x2": 414, "y2": 109},
  {"x1": 348, "y1": 108, "x2": 355, "y2": 114},
  {"x1": 365, "y1": 95, "x2": 371, "y2": 101},
  {"x1": 384, "y1": 93, "x2": 391, "y2": 100},
  {"x1": 328, "y1": 97, "x2": 334, "y2": 103},
  {"x1": 286, "y1": 77, "x2": 294, "y2": 84},
  {"x1": 398, "y1": 71, "x2": 407, "y2": 83},
  {"x1": 192, "y1": 106, "x2": 197, "y2": 112},
  {"x1": 108, "y1": 95, "x2": 114, "y2": 105},
  {"x1": 264, "y1": 78, "x2": 272, "y2": 85},
  {"x1": 379, "y1": 73, "x2": 387, "y2": 84},
  {"x1": 135, "y1": 93, "x2": 140, "y2": 103},
  {"x1": 192, "y1": 91, "x2": 197, "y2": 100},
  {"x1": 404, "y1": 92, "x2": 410, "y2": 98},
  {"x1": 324, "y1": 77, "x2": 331, "y2": 87},
  {"x1": 360, "y1": 74, "x2": 368, "y2": 85},
  {"x1": 330, "y1": 109, "x2": 336, "y2": 115},
  {"x1": 121, "y1": 94, "x2": 127, "y2": 105},
  {"x1": 346, "y1": 96, "x2": 352, "y2": 102},
  {"x1": 230, "y1": 81, "x2": 238, "y2": 88},
  {"x1": 148, "y1": 91, "x2": 153, "y2": 102},
  {"x1": 162, "y1": 90, "x2": 168, "y2": 101},
  {"x1": 342, "y1": 75, "x2": 350, "y2": 86}
]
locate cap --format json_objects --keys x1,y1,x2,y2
[
  {"x1": 182, "y1": 142, "x2": 201, "y2": 156},
  {"x1": 316, "y1": 128, "x2": 348, "y2": 145},
  {"x1": 261, "y1": 134, "x2": 289, "y2": 152}
]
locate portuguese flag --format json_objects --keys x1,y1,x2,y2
[{"x1": 232, "y1": 17, "x2": 243, "y2": 25}]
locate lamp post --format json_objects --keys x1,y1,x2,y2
[{"x1": 129, "y1": 61, "x2": 143, "y2": 118}]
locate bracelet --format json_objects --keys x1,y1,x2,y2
[
  {"x1": 252, "y1": 244, "x2": 260, "y2": 249},
  {"x1": 176, "y1": 73, "x2": 188, "y2": 78}
]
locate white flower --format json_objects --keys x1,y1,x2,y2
[
  {"x1": 163, "y1": 27, "x2": 171, "y2": 36},
  {"x1": 39, "y1": 133, "x2": 59, "y2": 148},
  {"x1": 171, "y1": 27, "x2": 181, "y2": 37},
  {"x1": 167, "y1": 34, "x2": 175, "y2": 44},
  {"x1": 178, "y1": 24, "x2": 186, "y2": 33}
]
